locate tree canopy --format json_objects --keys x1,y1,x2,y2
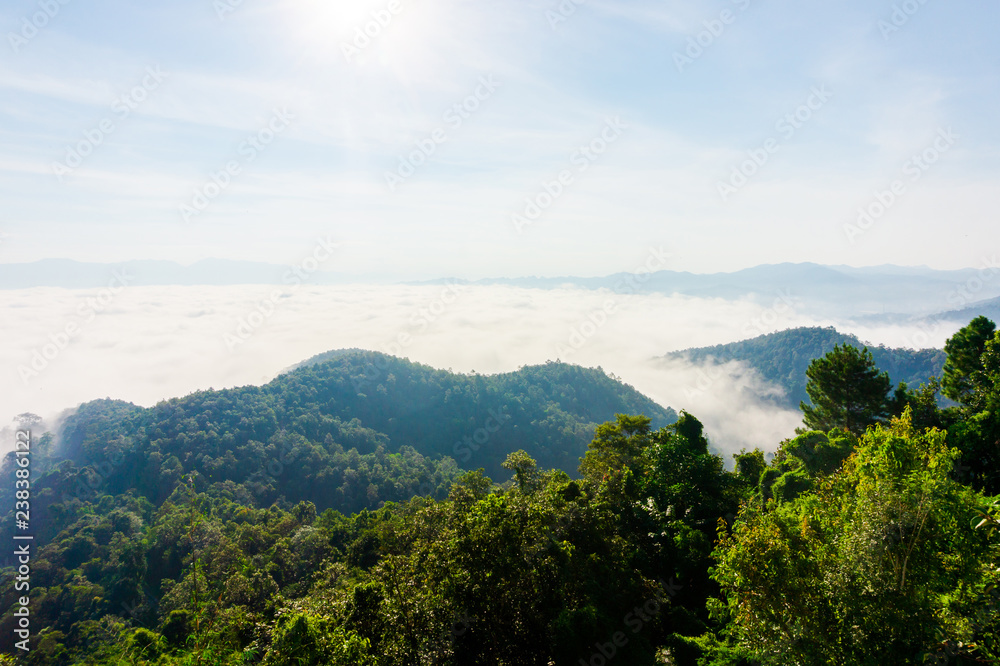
[
  {"x1": 2, "y1": 323, "x2": 999, "y2": 665},
  {"x1": 942, "y1": 315, "x2": 997, "y2": 408},
  {"x1": 800, "y1": 343, "x2": 893, "y2": 434}
]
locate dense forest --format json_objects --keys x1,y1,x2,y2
[
  {"x1": 1, "y1": 319, "x2": 999, "y2": 664},
  {"x1": 666, "y1": 326, "x2": 947, "y2": 408}
]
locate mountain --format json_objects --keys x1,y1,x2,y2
[
  {"x1": 1, "y1": 347, "x2": 995, "y2": 664},
  {"x1": 269, "y1": 350, "x2": 677, "y2": 477},
  {"x1": 853, "y1": 294, "x2": 1000, "y2": 328},
  {"x1": 664, "y1": 326, "x2": 947, "y2": 408},
  {"x1": 5, "y1": 260, "x2": 1000, "y2": 320},
  {"x1": 937, "y1": 295, "x2": 1000, "y2": 324},
  {"x1": 20, "y1": 351, "x2": 676, "y2": 530},
  {"x1": 431, "y1": 263, "x2": 1000, "y2": 317},
  {"x1": 0, "y1": 350, "x2": 687, "y2": 662}
]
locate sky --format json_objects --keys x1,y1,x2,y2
[{"x1": 1, "y1": 0, "x2": 998, "y2": 280}]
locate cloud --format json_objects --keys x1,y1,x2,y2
[
  {"x1": 1, "y1": 282, "x2": 956, "y2": 461},
  {"x1": 3, "y1": 0, "x2": 1000, "y2": 275}
]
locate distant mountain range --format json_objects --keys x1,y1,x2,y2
[
  {"x1": 852, "y1": 295, "x2": 1000, "y2": 328},
  {"x1": 417, "y1": 262, "x2": 1000, "y2": 317},
  {"x1": 5, "y1": 259, "x2": 1000, "y2": 320},
  {"x1": 664, "y1": 326, "x2": 948, "y2": 409}
]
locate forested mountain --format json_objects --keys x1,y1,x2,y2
[
  {"x1": 2, "y1": 323, "x2": 999, "y2": 665},
  {"x1": 272, "y1": 350, "x2": 677, "y2": 477},
  {"x1": 10, "y1": 352, "x2": 676, "y2": 527},
  {"x1": 665, "y1": 326, "x2": 946, "y2": 408}
]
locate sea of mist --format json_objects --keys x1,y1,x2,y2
[{"x1": 0, "y1": 283, "x2": 965, "y2": 461}]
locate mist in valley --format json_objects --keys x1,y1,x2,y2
[{"x1": 1, "y1": 280, "x2": 970, "y2": 461}]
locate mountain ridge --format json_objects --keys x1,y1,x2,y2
[
  {"x1": 664, "y1": 326, "x2": 947, "y2": 409},
  {"x1": 38, "y1": 350, "x2": 677, "y2": 514},
  {"x1": 6, "y1": 259, "x2": 1000, "y2": 320}
]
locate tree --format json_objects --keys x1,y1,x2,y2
[
  {"x1": 264, "y1": 613, "x2": 373, "y2": 665},
  {"x1": 887, "y1": 378, "x2": 943, "y2": 431},
  {"x1": 732, "y1": 448, "x2": 766, "y2": 496},
  {"x1": 579, "y1": 413, "x2": 653, "y2": 480},
  {"x1": 14, "y1": 412, "x2": 42, "y2": 428},
  {"x1": 980, "y1": 328, "x2": 1000, "y2": 412},
  {"x1": 800, "y1": 344, "x2": 891, "y2": 435},
  {"x1": 710, "y1": 411, "x2": 1000, "y2": 665},
  {"x1": 946, "y1": 325, "x2": 1000, "y2": 493},
  {"x1": 942, "y1": 316, "x2": 996, "y2": 408},
  {"x1": 501, "y1": 449, "x2": 540, "y2": 492}
]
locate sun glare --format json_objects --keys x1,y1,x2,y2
[{"x1": 286, "y1": 0, "x2": 464, "y2": 82}]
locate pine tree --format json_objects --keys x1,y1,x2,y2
[
  {"x1": 942, "y1": 316, "x2": 996, "y2": 409},
  {"x1": 800, "y1": 344, "x2": 891, "y2": 435}
]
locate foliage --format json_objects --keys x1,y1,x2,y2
[
  {"x1": 710, "y1": 411, "x2": 1000, "y2": 665},
  {"x1": 800, "y1": 344, "x2": 892, "y2": 435},
  {"x1": 942, "y1": 320, "x2": 1000, "y2": 494},
  {"x1": 668, "y1": 326, "x2": 946, "y2": 409},
  {"x1": 942, "y1": 316, "x2": 997, "y2": 408},
  {"x1": 1, "y1": 327, "x2": 999, "y2": 665}
]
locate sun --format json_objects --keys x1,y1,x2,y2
[{"x1": 284, "y1": 0, "x2": 465, "y2": 81}]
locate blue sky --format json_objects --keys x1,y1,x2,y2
[{"x1": 1, "y1": 0, "x2": 997, "y2": 279}]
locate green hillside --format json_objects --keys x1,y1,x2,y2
[
  {"x1": 666, "y1": 326, "x2": 946, "y2": 407},
  {"x1": 17, "y1": 352, "x2": 676, "y2": 536},
  {"x1": 3, "y1": 325, "x2": 999, "y2": 666}
]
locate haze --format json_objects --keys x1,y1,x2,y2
[{"x1": 0, "y1": 279, "x2": 972, "y2": 459}]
